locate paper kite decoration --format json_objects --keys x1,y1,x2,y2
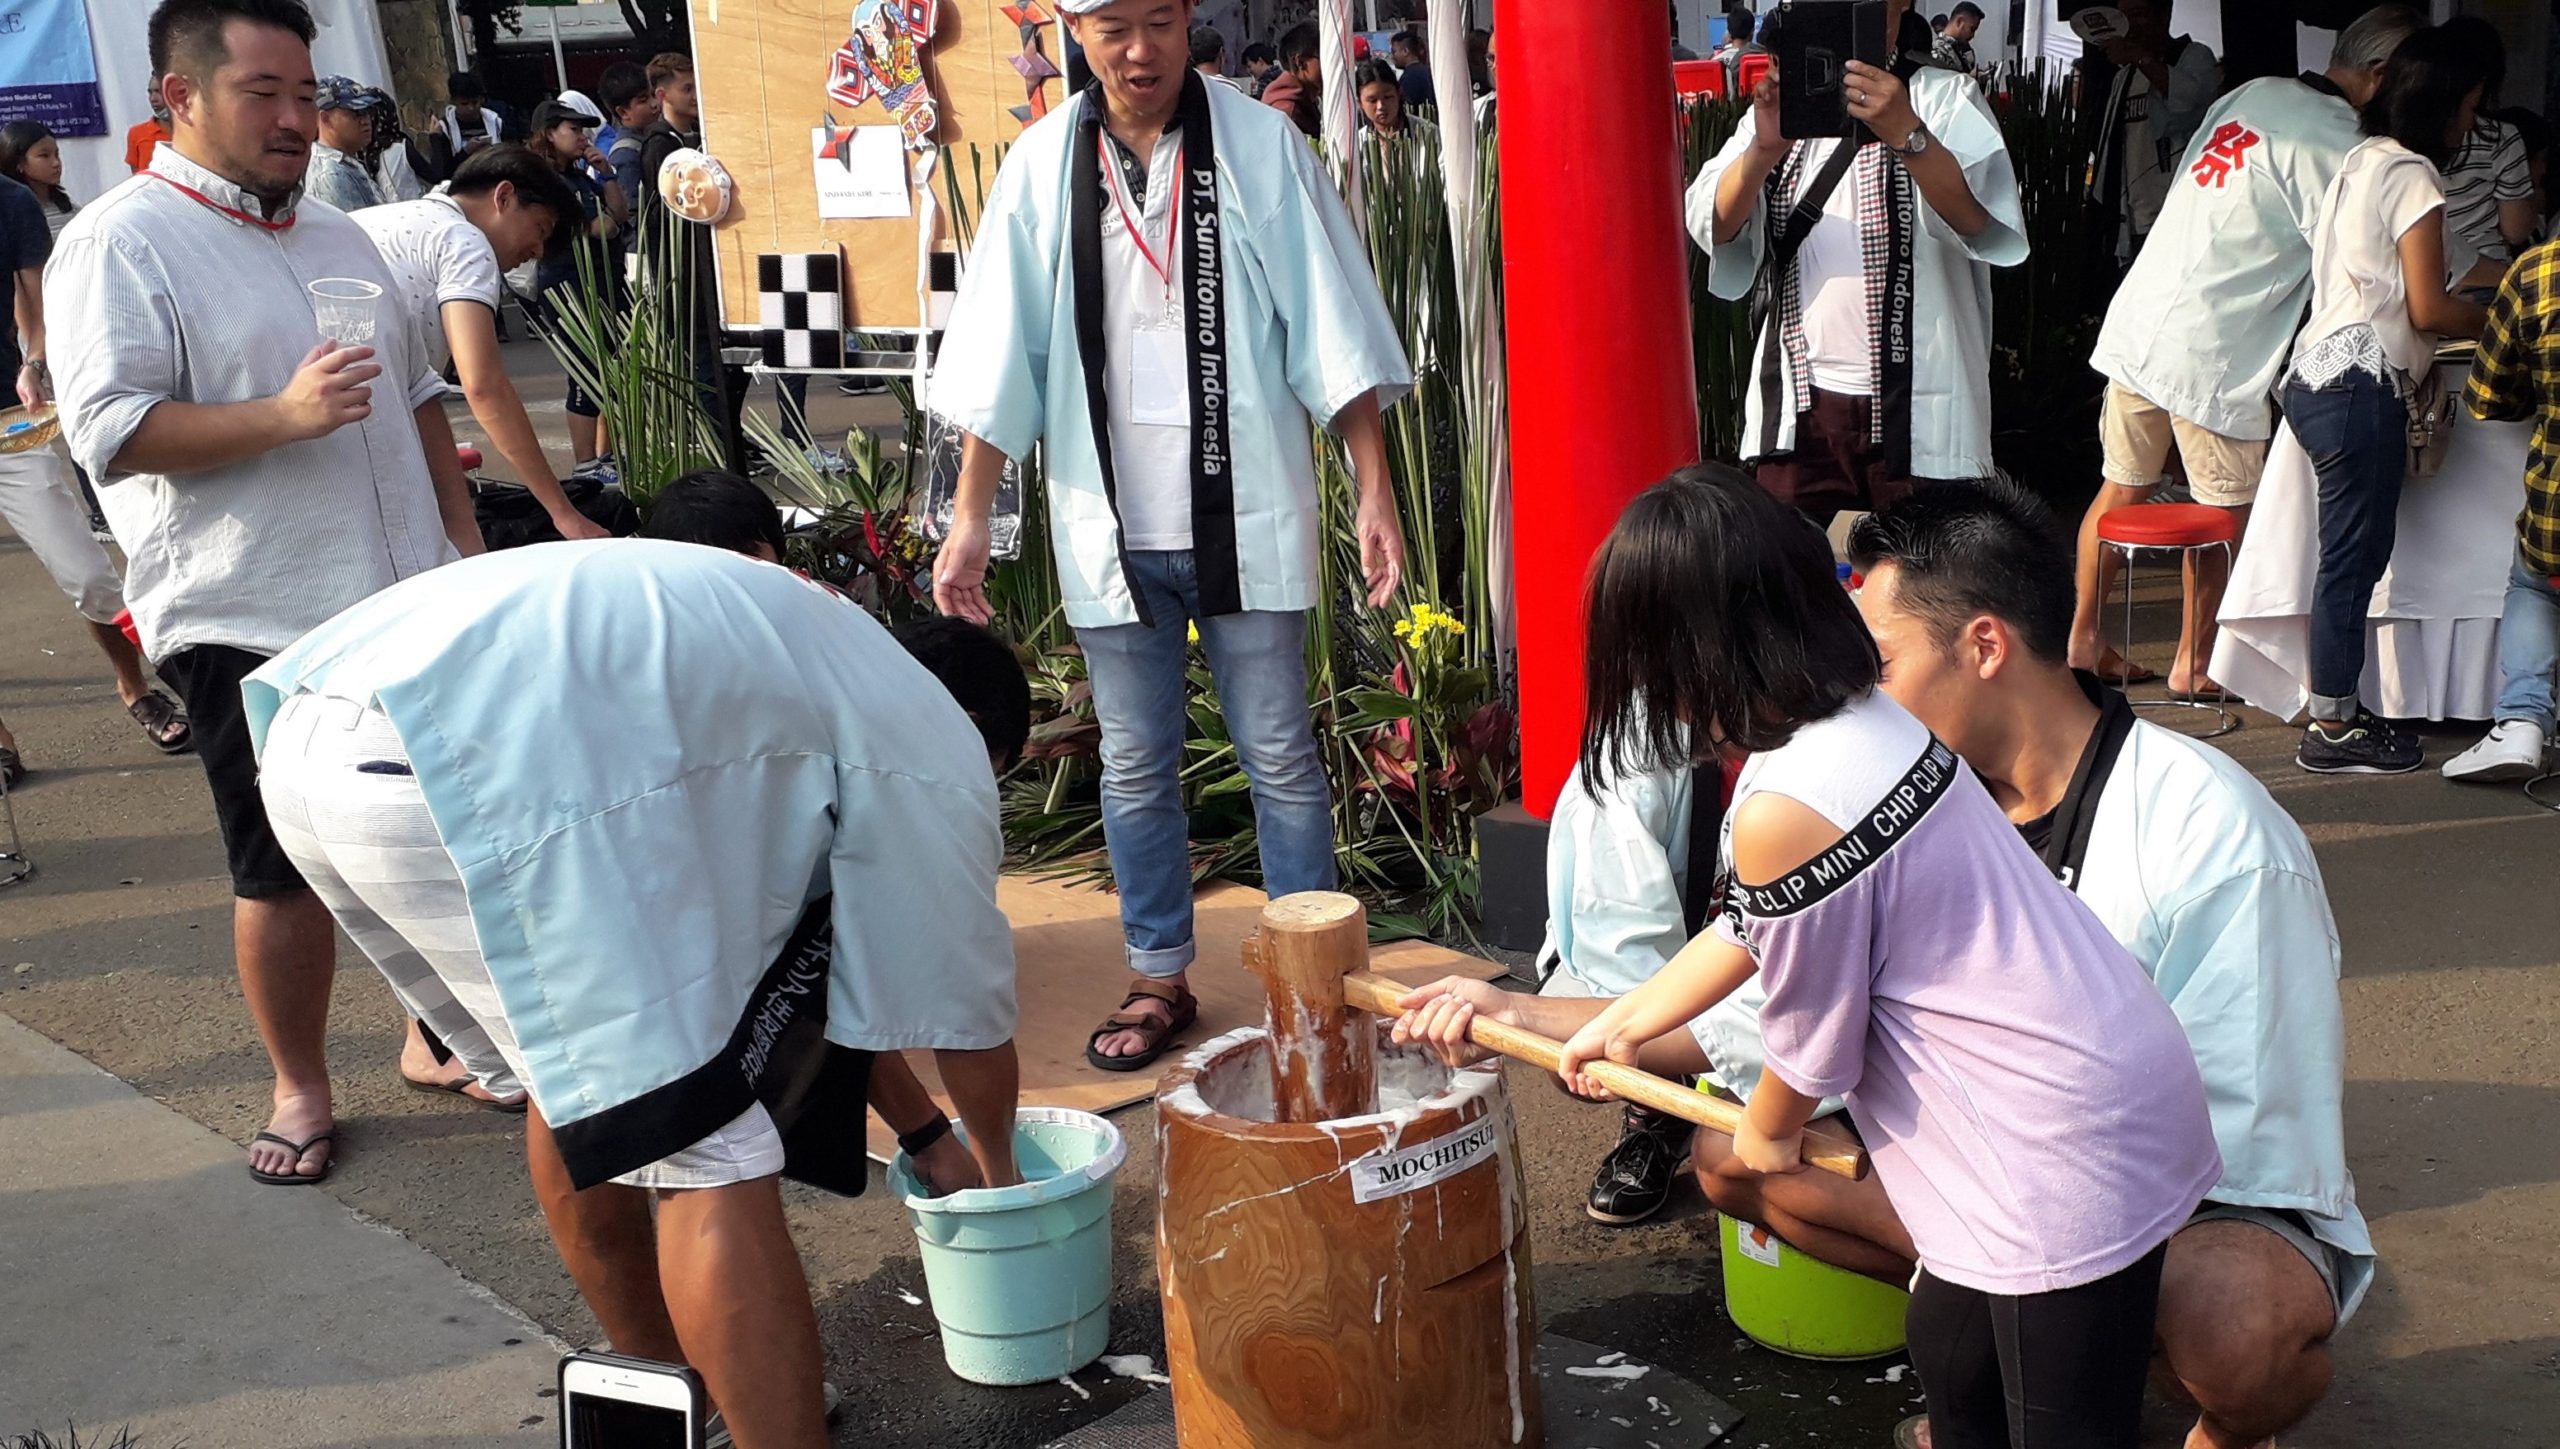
[
  {"x1": 758, "y1": 250, "x2": 848, "y2": 370},
  {"x1": 1001, "y1": 2, "x2": 1062, "y2": 126},
  {"x1": 829, "y1": 0, "x2": 941, "y2": 150}
]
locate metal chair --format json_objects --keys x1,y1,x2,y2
[
  {"x1": 0, "y1": 764, "x2": 30, "y2": 889},
  {"x1": 2097, "y1": 502, "x2": 2241, "y2": 740}
]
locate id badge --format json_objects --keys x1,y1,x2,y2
[{"x1": 1128, "y1": 321, "x2": 1190, "y2": 429}]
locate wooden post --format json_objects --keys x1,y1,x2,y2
[{"x1": 1246, "y1": 891, "x2": 1379, "y2": 1124}]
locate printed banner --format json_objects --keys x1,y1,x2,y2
[{"x1": 0, "y1": 0, "x2": 106, "y2": 137}]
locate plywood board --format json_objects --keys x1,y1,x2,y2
[
  {"x1": 862, "y1": 877, "x2": 1513, "y2": 1162},
  {"x1": 692, "y1": 0, "x2": 1048, "y2": 331}
]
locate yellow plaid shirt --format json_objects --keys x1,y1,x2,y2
[{"x1": 2465, "y1": 239, "x2": 2560, "y2": 578}]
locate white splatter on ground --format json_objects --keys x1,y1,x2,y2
[{"x1": 1099, "y1": 1354, "x2": 1173, "y2": 1386}]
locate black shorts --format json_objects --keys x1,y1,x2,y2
[{"x1": 160, "y1": 644, "x2": 307, "y2": 900}]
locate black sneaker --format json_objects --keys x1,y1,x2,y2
[
  {"x1": 2297, "y1": 710, "x2": 2424, "y2": 775},
  {"x1": 1586, "y1": 1103, "x2": 1696, "y2": 1225}
]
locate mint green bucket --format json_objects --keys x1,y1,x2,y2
[{"x1": 888, "y1": 1107, "x2": 1127, "y2": 1385}]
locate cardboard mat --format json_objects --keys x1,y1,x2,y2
[{"x1": 863, "y1": 878, "x2": 1511, "y2": 1163}]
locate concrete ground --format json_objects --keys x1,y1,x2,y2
[{"x1": 3, "y1": 344, "x2": 2556, "y2": 1446}]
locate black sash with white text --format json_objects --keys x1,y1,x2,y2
[
  {"x1": 1729, "y1": 738, "x2": 1959, "y2": 922},
  {"x1": 1069, "y1": 72, "x2": 1238, "y2": 625}
]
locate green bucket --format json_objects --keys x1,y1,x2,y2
[
  {"x1": 888, "y1": 1107, "x2": 1126, "y2": 1385},
  {"x1": 1718, "y1": 1212, "x2": 1910, "y2": 1360}
]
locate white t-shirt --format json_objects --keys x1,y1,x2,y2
[
  {"x1": 2295, "y1": 138, "x2": 2449, "y2": 384},
  {"x1": 354, "y1": 193, "x2": 504, "y2": 372},
  {"x1": 1793, "y1": 140, "x2": 1872, "y2": 397},
  {"x1": 1100, "y1": 127, "x2": 1194, "y2": 551}
]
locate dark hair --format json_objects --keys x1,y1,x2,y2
[
  {"x1": 647, "y1": 51, "x2": 693, "y2": 89},
  {"x1": 1189, "y1": 25, "x2": 1226, "y2": 68},
  {"x1": 642, "y1": 470, "x2": 788, "y2": 560},
  {"x1": 1581, "y1": 465, "x2": 1880, "y2": 785},
  {"x1": 1241, "y1": 41, "x2": 1276, "y2": 68},
  {"x1": 1279, "y1": 22, "x2": 1321, "y2": 69},
  {"x1": 1950, "y1": 1, "x2": 1985, "y2": 19},
  {"x1": 2500, "y1": 106, "x2": 2550, "y2": 162},
  {"x1": 1727, "y1": 8, "x2": 1755, "y2": 43},
  {"x1": 894, "y1": 617, "x2": 1033, "y2": 772},
  {"x1": 1845, "y1": 479, "x2": 2074, "y2": 666},
  {"x1": 450, "y1": 143, "x2": 581, "y2": 228},
  {"x1": 149, "y1": 0, "x2": 315, "y2": 82},
  {"x1": 1356, "y1": 58, "x2": 1400, "y2": 95},
  {"x1": 447, "y1": 68, "x2": 486, "y2": 101},
  {"x1": 598, "y1": 61, "x2": 652, "y2": 116},
  {"x1": 1930, "y1": 13, "x2": 1947, "y2": 27},
  {"x1": 2436, "y1": 15, "x2": 2503, "y2": 106},
  {"x1": 1392, "y1": 29, "x2": 1423, "y2": 56},
  {"x1": 2363, "y1": 23, "x2": 2491, "y2": 167},
  {"x1": 0, "y1": 121, "x2": 69, "y2": 212}
]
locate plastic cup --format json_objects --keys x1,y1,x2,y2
[{"x1": 307, "y1": 277, "x2": 382, "y2": 348}]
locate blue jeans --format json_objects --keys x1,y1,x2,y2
[
  {"x1": 2495, "y1": 549, "x2": 2560, "y2": 732},
  {"x1": 1077, "y1": 550, "x2": 1337, "y2": 977},
  {"x1": 2285, "y1": 371, "x2": 2409, "y2": 723}
]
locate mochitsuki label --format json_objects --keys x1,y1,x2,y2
[{"x1": 1350, "y1": 1118, "x2": 1502, "y2": 1204}]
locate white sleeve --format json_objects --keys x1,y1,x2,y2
[
  {"x1": 438, "y1": 228, "x2": 505, "y2": 311},
  {"x1": 1687, "y1": 117, "x2": 1772, "y2": 303}
]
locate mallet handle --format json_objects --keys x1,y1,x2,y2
[{"x1": 1341, "y1": 974, "x2": 1870, "y2": 1181}]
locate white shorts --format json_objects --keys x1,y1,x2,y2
[
  {"x1": 0, "y1": 447, "x2": 121, "y2": 623},
  {"x1": 260, "y1": 692, "x2": 786, "y2": 1190}
]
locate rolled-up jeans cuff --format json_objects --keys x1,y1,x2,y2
[
  {"x1": 2309, "y1": 691, "x2": 2359, "y2": 724},
  {"x1": 1129, "y1": 941, "x2": 1196, "y2": 979}
]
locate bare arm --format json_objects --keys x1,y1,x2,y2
[
  {"x1": 1847, "y1": 62, "x2": 1991, "y2": 238},
  {"x1": 2403, "y1": 212, "x2": 2490, "y2": 340},
  {"x1": 446, "y1": 299, "x2": 606, "y2": 538},
  {"x1": 2499, "y1": 197, "x2": 2536, "y2": 255},
  {"x1": 410, "y1": 397, "x2": 485, "y2": 556},
  {"x1": 1338, "y1": 392, "x2": 1405, "y2": 608},
  {"x1": 14, "y1": 265, "x2": 43, "y2": 409},
  {"x1": 930, "y1": 432, "x2": 1011, "y2": 624},
  {"x1": 933, "y1": 1042, "x2": 1021, "y2": 1188},
  {"x1": 110, "y1": 342, "x2": 382, "y2": 475},
  {"x1": 1712, "y1": 72, "x2": 1790, "y2": 245}
]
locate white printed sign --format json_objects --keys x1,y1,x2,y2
[
  {"x1": 1736, "y1": 1223, "x2": 1783, "y2": 1268},
  {"x1": 1349, "y1": 1117, "x2": 1502, "y2": 1204},
  {"x1": 812, "y1": 125, "x2": 910, "y2": 220}
]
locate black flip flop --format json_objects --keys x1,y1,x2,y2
[
  {"x1": 1084, "y1": 983, "x2": 1198, "y2": 1073},
  {"x1": 0, "y1": 746, "x2": 22, "y2": 789},
  {"x1": 247, "y1": 1128, "x2": 338, "y2": 1186},
  {"x1": 401, "y1": 1073, "x2": 530, "y2": 1114},
  {"x1": 128, "y1": 691, "x2": 193, "y2": 755}
]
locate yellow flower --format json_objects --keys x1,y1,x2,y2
[{"x1": 1187, "y1": 622, "x2": 1201, "y2": 645}]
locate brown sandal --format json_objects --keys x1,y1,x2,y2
[{"x1": 1084, "y1": 978, "x2": 1198, "y2": 1073}]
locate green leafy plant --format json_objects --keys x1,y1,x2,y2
[{"x1": 534, "y1": 227, "x2": 726, "y2": 513}]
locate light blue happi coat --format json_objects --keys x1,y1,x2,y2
[
  {"x1": 929, "y1": 82, "x2": 1414, "y2": 629},
  {"x1": 241, "y1": 543, "x2": 1018, "y2": 1134}
]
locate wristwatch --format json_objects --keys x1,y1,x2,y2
[{"x1": 1890, "y1": 122, "x2": 1934, "y2": 158}]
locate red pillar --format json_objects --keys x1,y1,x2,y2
[{"x1": 1496, "y1": 0, "x2": 1701, "y2": 818}]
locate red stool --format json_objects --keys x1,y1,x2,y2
[{"x1": 2095, "y1": 502, "x2": 2239, "y2": 739}]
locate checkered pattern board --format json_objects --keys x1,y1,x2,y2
[{"x1": 756, "y1": 251, "x2": 847, "y2": 369}]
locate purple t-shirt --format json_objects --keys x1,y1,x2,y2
[{"x1": 1719, "y1": 693, "x2": 2221, "y2": 1295}]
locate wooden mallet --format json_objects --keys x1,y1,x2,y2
[{"x1": 1246, "y1": 892, "x2": 1870, "y2": 1181}]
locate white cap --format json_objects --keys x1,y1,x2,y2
[
  {"x1": 1055, "y1": 0, "x2": 1116, "y2": 12},
  {"x1": 556, "y1": 89, "x2": 605, "y2": 122}
]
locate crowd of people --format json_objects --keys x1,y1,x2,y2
[{"x1": 6, "y1": 0, "x2": 2559, "y2": 1447}]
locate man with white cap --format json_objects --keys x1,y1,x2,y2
[{"x1": 930, "y1": 0, "x2": 1413, "y2": 1072}]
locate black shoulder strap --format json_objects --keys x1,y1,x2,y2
[
  {"x1": 1678, "y1": 761, "x2": 1730, "y2": 938},
  {"x1": 1772, "y1": 139, "x2": 1863, "y2": 276}
]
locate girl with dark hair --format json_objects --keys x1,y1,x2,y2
[
  {"x1": 1356, "y1": 57, "x2": 1429, "y2": 142},
  {"x1": 0, "y1": 121, "x2": 74, "y2": 236},
  {"x1": 1395, "y1": 465, "x2": 2221, "y2": 1449},
  {"x1": 2285, "y1": 24, "x2": 2494, "y2": 774}
]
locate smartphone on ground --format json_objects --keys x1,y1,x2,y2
[
  {"x1": 1773, "y1": 0, "x2": 1890, "y2": 140},
  {"x1": 559, "y1": 1349, "x2": 706, "y2": 1449}
]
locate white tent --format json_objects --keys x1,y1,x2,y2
[{"x1": 61, "y1": 0, "x2": 395, "y2": 208}]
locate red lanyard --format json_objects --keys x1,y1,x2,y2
[
  {"x1": 1099, "y1": 132, "x2": 1181, "y2": 298},
  {"x1": 149, "y1": 170, "x2": 296, "y2": 231}
]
